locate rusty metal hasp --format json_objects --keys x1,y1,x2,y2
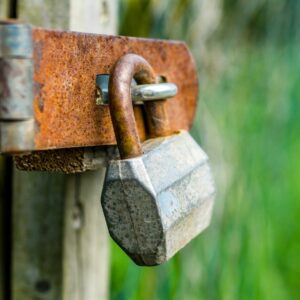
[{"x1": 0, "y1": 22, "x2": 198, "y2": 154}]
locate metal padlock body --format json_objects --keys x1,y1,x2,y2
[{"x1": 101, "y1": 130, "x2": 215, "y2": 266}]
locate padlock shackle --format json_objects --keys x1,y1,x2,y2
[{"x1": 109, "y1": 54, "x2": 170, "y2": 159}]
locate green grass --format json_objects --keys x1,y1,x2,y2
[
  {"x1": 111, "y1": 1, "x2": 300, "y2": 298},
  {"x1": 109, "y1": 45, "x2": 300, "y2": 300}
]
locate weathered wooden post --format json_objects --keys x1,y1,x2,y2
[
  {"x1": 0, "y1": 155, "x2": 4, "y2": 300},
  {"x1": 62, "y1": 3, "x2": 118, "y2": 298},
  {"x1": 9, "y1": 0, "x2": 118, "y2": 299},
  {"x1": 1, "y1": 3, "x2": 11, "y2": 300}
]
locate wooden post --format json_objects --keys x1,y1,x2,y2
[
  {"x1": 1, "y1": 4, "x2": 11, "y2": 300},
  {"x1": 0, "y1": 158, "x2": 9, "y2": 300},
  {"x1": 12, "y1": 0, "x2": 118, "y2": 299},
  {"x1": 12, "y1": 172, "x2": 66, "y2": 300},
  {"x1": 62, "y1": 2, "x2": 117, "y2": 299},
  {"x1": 0, "y1": 158, "x2": 3, "y2": 300},
  {"x1": 12, "y1": 2, "x2": 70, "y2": 298},
  {"x1": 0, "y1": 0, "x2": 8, "y2": 18}
]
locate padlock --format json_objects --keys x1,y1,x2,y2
[{"x1": 101, "y1": 54, "x2": 216, "y2": 266}]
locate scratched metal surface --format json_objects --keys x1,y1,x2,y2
[
  {"x1": 101, "y1": 131, "x2": 215, "y2": 266},
  {"x1": 31, "y1": 28, "x2": 198, "y2": 150},
  {"x1": 0, "y1": 23, "x2": 33, "y2": 121}
]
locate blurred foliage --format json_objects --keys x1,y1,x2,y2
[
  {"x1": 120, "y1": 0, "x2": 300, "y2": 44},
  {"x1": 111, "y1": 1, "x2": 300, "y2": 299},
  {"x1": 222, "y1": 0, "x2": 300, "y2": 43}
]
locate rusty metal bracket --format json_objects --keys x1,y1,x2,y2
[{"x1": 0, "y1": 22, "x2": 198, "y2": 158}]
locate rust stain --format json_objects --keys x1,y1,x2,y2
[
  {"x1": 31, "y1": 29, "x2": 198, "y2": 151},
  {"x1": 108, "y1": 53, "x2": 170, "y2": 159},
  {"x1": 33, "y1": 82, "x2": 44, "y2": 112}
]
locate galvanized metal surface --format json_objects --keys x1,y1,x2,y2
[
  {"x1": 28, "y1": 28, "x2": 197, "y2": 152},
  {"x1": 0, "y1": 23, "x2": 33, "y2": 120},
  {"x1": 0, "y1": 23, "x2": 33, "y2": 121},
  {"x1": 131, "y1": 83, "x2": 177, "y2": 102},
  {"x1": 0, "y1": 23, "x2": 32, "y2": 57},
  {"x1": 108, "y1": 53, "x2": 170, "y2": 159},
  {"x1": 101, "y1": 131, "x2": 215, "y2": 266},
  {"x1": 0, "y1": 23, "x2": 34, "y2": 157},
  {"x1": 0, "y1": 58, "x2": 33, "y2": 120}
]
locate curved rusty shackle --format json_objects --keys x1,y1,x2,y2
[{"x1": 109, "y1": 54, "x2": 170, "y2": 159}]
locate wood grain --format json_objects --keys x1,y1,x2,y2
[
  {"x1": 63, "y1": 170, "x2": 109, "y2": 300},
  {"x1": 61, "y1": 1, "x2": 117, "y2": 299},
  {"x1": 0, "y1": 0, "x2": 8, "y2": 19},
  {"x1": 1, "y1": 3, "x2": 10, "y2": 300},
  {"x1": 12, "y1": 1, "x2": 116, "y2": 300},
  {"x1": 0, "y1": 158, "x2": 6, "y2": 300},
  {"x1": 12, "y1": 1, "x2": 69, "y2": 300},
  {"x1": 18, "y1": 0, "x2": 69, "y2": 30},
  {"x1": 12, "y1": 172, "x2": 66, "y2": 300}
]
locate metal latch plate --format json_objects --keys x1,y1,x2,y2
[{"x1": 0, "y1": 27, "x2": 198, "y2": 153}]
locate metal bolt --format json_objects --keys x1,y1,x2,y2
[{"x1": 96, "y1": 74, "x2": 177, "y2": 105}]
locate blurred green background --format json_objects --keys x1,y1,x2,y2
[{"x1": 110, "y1": 0, "x2": 300, "y2": 299}]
